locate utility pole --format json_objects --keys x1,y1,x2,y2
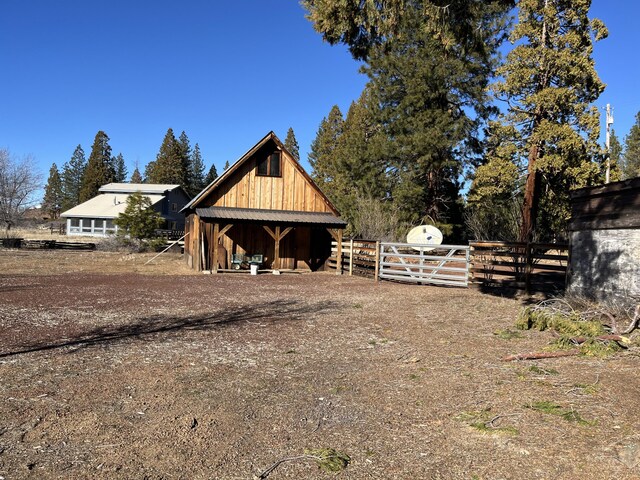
[{"x1": 605, "y1": 103, "x2": 614, "y2": 184}]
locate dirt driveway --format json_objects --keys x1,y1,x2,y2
[{"x1": 1, "y1": 250, "x2": 639, "y2": 479}]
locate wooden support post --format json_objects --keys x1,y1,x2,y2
[
  {"x1": 212, "y1": 223, "x2": 219, "y2": 273},
  {"x1": 200, "y1": 226, "x2": 206, "y2": 272},
  {"x1": 374, "y1": 241, "x2": 380, "y2": 283},
  {"x1": 336, "y1": 229, "x2": 343, "y2": 275},
  {"x1": 274, "y1": 226, "x2": 281, "y2": 270},
  {"x1": 349, "y1": 239, "x2": 353, "y2": 276},
  {"x1": 193, "y1": 218, "x2": 201, "y2": 272}
]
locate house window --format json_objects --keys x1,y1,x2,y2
[
  {"x1": 171, "y1": 202, "x2": 178, "y2": 212},
  {"x1": 257, "y1": 152, "x2": 281, "y2": 177},
  {"x1": 93, "y1": 219, "x2": 104, "y2": 233}
]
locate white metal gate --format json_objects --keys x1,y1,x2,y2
[{"x1": 379, "y1": 242, "x2": 470, "y2": 287}]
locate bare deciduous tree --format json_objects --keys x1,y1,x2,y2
[{"x1": 0, "y1": 148, "x2": 41, "y2": 236}]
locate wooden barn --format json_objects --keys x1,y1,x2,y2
[{"x1": 182, "y1": 132, "x2": 347, "y2": 272}]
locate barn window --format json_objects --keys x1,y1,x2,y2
[{"x1": 257, "y1": 152, "x2": 281, "y2": 177}]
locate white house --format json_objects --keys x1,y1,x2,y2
[{"x1": 60, "y1": 183, "x2": 190, "y2": 237}]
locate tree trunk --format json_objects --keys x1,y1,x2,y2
[{"x1": 520, "y1": 143, "x2": 541, "y2": 243}]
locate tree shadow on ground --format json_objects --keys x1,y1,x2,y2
[
  {"x1": 0, "y1": 299, "x2": 343, "y2": 359},
  {"x1": 567, "y1": 229, "x2": 623, "y2": 303},
  {"x1": 474, "y1": 284, "x2": 565, "y2": 303}
]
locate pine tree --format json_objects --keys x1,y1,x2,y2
[
  {"x1": 114, "y1": 191, "x2": 163, "y2": 240},
  {"x1": 304, "y1": 1, "x2": 511, "y2": 240},
  {"x1": 177, "y1": 131, "x2": 193, "y2": 189},
  {"x1": 607, "y1": 129, "x2": 623, "y2": 182},
  {"x1": 284, "y1": 127, "x2": 300, "y2": 162},
  {"x1": 303, "y1": 0, "x2": 514, "y2": 62},
  {"x1": 130, "y1": 167, "x2": 143, "y2": 183},
  {"x1": 190, "y1": 143, "x2": 206, "y2": 194},
  {"x1": 623, "y1": 113, "x2": 640, "y2": 179},
  {"x1": 61, "y1": 145, "x2": 86, "y2": 211},
  {"x1": 113, "y1": 153, "x2": 127, "y2": 182},
  {"x1": 204, "y1": 163, "x2": 218, "y2": 185},
  {"x1": 332, "y1": 92, "x2": 387, "y2": 208},
  {"x1": 362, "y1": 4, "x2": 505, "y2": 236},
  {"x1": 309, "y1": 105, "x2": 344, "y2": 187},
  {"x1": 42, "y1": 163, "x2": 64, "y2": 219},
  {"x1": 482, "y1": 0, "x2": 607, "y2": 241},
  {"x1": 79, "y1": 131, "x2": 115, "y2": 202},
  {"x1": 146, "y1": 128, "x2": 185, "y2": 186},
  {"x1": 223, "y1": 160, "x2": 230, "y2": 171}
]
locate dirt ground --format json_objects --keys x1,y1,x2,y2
[{"x1": 1, "y1": 249, "x2": 640, "y2": 479}]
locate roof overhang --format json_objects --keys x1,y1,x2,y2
[{"x1": 195, "y1": 206, "x2": 347, "y2": 227}]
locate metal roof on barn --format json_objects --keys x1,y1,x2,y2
[{"x1": 195, "y1": 206, "x2": 347, "y2": 226}]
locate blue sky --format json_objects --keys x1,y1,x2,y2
[{"x1": 0, "y1": 1, "x2": 637, "y2": 187}]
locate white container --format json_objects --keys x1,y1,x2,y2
[{"x1": 250, "y1": 264, "x2": 258, "y2": 275}]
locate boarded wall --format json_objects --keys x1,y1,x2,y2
[{"x1": 567, "y1": 177, "x2": 640, "y2": 303}]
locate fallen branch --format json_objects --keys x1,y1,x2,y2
[
  {"x1": 569, "y1": 334, "x2": 629, "y2": 345},
  {"x1": 254, "y1": 455, "x2": 319, "y2": 479},
  {"x1": 502, "y1": 350, "x2": 581, "y2": 362}
]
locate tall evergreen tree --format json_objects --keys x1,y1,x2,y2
[
  {"x1": 42, "y1": 163, "x2": 64, "y2": 219},
  {"x1": 607, "y1": 129, "x2": 623, "y2": 182},
  {"x1": 204, "y1": 163, "x2": 218, "y2": 185},
  {"x1": 113, "y1": 153, "x2": 127, "y2": 182},
  {"x1": 331, "y1": 91, "x2": 387, "y2": 209},
  {"x1": 363, "y1": 6, "x2": 507, "y2": 235},
  {"x1": 177, "y1": 131, "x2": 193, "y2": 189},
  {"x1": 303, "y1": 0, "x2": 514, "y2": 62},
  {"x1": 284, "y1": 127, "x2": 300, "y2": 162},
  {"x1": 79, "y1": 131, "x2": 115, "y2": 202},
  {"x1": 146, "y1": 128, "x2": 185, "y2": 186},
  {"x1": 190, "y1": 143, "x2": 206, "y2": 194},
  {"x1": 223, "y1": 160, "x2": 230, "y2": 171},
  {"x1": 130, "y1": 167, "x2": 143, "y2": 183},
  {"x1": 305, "y1": 1, "x2": 511, "y2": 240},
  {"x1": 61, "y1": 144, "x2": 86, "y2": 211},
  {"x1": 309, "y1": 105, "x2": 344, "y2": 187},
  {"x1": 623, "y1": 113, "x2": 640, "y2": 179},
  {"x1": 483, "y1": 0, "x2": 607, "y2": 241}
]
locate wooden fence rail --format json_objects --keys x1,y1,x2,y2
[
  {"x1": 1, "y1": 239, "x2": 96, "y2": 250},
  {"x1": 469, "y1": 241, "x2": 569, "y2": 292},
  {"x1": 327, "y1": 239, "x2": 378, "y2": 277}
]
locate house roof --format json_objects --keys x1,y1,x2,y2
[
  {"x1": 99, "y1": 183, "x2": 181, "y2": 194},
  {"x1": 182, "y1": 131, "x2": 339, "y2": 215},
  {"x1": 196, "y1": 206, "x2": 348, "y2": 227},
  {"x1": 61, "y1": 193, "x2": 165, "y2": 219}
]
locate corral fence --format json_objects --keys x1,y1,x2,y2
[
  {"x1": 328, "y1": 240, "x2": 471, "y2": 287},
  {"x1": 328, "y1": 239, "x2": 378, "y2": 278},
  {"x1": 1, "y1": 239, "x2": 96, "y2": 250},
  {"x1": 469, "y1": 241, "x2": 569, "y2": 293},
  {"x1": 155, "y1": 229, "x2": 185, "y2": 241},
  {"x1": 328, "y1": 239, "x2": 569, "y2": 292},
  {"x1": 379, "y1": 243, "x2": 470, "y2": 287}
]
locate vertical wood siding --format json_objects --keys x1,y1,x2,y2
[{"x1": 200, "y1": 147, "x2": 331, "y2": 213}]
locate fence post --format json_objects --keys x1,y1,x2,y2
[
  {"x1": 465, "y1": 247, "x2": 471, "y2": 287},
  {"x1": 349, "y1": 239, "x2": 354, "y2": 276},
  {"x1": 336, "y1": 231, "x2": 343, "y2": 275},
  {"x1": 374, "y1": 241, "x2": 380, "y2": 283},
  {"x1": 525, "y1": 242, "x2": 532, "y2": 294}
]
